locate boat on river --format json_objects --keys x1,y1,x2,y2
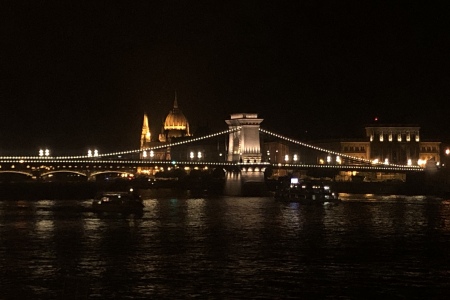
[
  {"x1": 274, "y1": 177, "x2": 340, "y2": 204},
  {"x1": 92, "y1": 189, "x2": 144, "y2": 213}
]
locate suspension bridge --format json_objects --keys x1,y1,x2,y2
[{"x1": 0, "y1": 126, "x2": 422, "y2": 181}]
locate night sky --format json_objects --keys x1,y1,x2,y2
[{"x1": 2, "y1": 1, "x2": 450, "y2": 155}]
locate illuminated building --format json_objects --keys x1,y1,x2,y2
[
  {"x1": 158, "y1": 92, "x2": 191, "y2": 142},
  {"x1": 366, "y1": 125, "x2": 421, "y2": 165},
  {"x1": 138, "y1": 93, "x2": 192, "y2": 174},
  {"x1": 306, "y1": 124, "x2": 441, "y2": 181}
]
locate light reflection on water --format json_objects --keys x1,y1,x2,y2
[{"x1": 0, "y1": 194, "x2": 450, "y2": 299}]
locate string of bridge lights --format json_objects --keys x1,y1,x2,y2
[
  {"x1": 258, "y1": 128, "x2": 422, "y2": 171},
  {"x1": 0, "y1": 127, "x2": 240, "y2": 161},
  {"x1": 0, "y1": 126, "x2": 423, "y2": 171}
]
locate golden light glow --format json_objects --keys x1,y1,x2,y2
[{"x1": 418, "y1": 159, "x2": 426, "y2": 167}]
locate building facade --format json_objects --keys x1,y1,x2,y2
[
  {"x1": 308, "y1": 124, "x2": 441, "y2": 167},
  {"x1": 138, "y1": 94, "x2": 192, "y2": 175}
]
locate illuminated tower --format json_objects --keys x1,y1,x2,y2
[
  {"x1": 225, "y1": 113, "x2": 263, "y2": 163},
  {"x1": 140, "y1": 113, "x2": 151, "y2": 149}
]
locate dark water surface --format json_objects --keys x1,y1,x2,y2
[{"x1": 1, "y1": 193, "x2": 450, "y2": 299}]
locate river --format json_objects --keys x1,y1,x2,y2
[{"x1": 1, "y1": 192, "x2": 450, "y2": 299}]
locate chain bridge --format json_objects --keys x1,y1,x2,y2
[{"x1": 0, "y1": 113, "x2": 423, "y2": 183}]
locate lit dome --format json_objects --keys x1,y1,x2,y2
[
  {"x1": 163, "y1": 95, "x2": 190, "y2": 136},
  {"x1": 164, "y1": 108, "x2": 188, "y2": 131}
]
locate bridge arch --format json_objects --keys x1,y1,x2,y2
[
  {"x1": 41, "y1": 170, "x2": 88, "y2": 177},
  {"x1": 0, "y1": 170, "x2": 34, "y2": 182},
  {"x1": 40, "y1": 170, "x2": 89, "y2": 182},
  {"x1": 0, "y1": 170, "x2": 34, "y2": 177},
  {"x1": 89, "y1": 170, "x2": 135, "y2": 181}
]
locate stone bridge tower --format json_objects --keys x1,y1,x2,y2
[{"x1": 225, "y1": 113, "x2": 263, "y2": 163}]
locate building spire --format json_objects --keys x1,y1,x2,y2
[
  {"x1": 140, "y1": 113, "x2": 151, "y2": 149},
  {"x1": 173, "y1": 91, "x2": 178, "y2": 109}
]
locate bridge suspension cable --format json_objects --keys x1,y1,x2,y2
[
  {"x1": 0, "y1": 127, "x2": 239, "y2": 161},
  {"x1": 137, "y1": 127, "x2": 241, "y2": 156},
  {"x1": 259, "y1": 128, "x2": 421, "y2": 170},
  {"x1": 82, "y1": 127, "x2": 240, "y2": 159}
]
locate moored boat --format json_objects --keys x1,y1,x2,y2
[
  {"x1": 274, "y1": 177, "x2": 340, "y2": 204},
  {"x1": 92, "y1": 188, "x2": 144, "y2": 213}
]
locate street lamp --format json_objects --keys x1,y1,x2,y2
[
  {"x1": 39, "y1": 148, "x2": 50, "y2": 157},
  {"x1": 88, "y1": 149, "x2": 98, "y2": 157}
]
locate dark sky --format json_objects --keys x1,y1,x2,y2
[{"x1": 2, "y1": 1, "x2": 450, "y2": 155}]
